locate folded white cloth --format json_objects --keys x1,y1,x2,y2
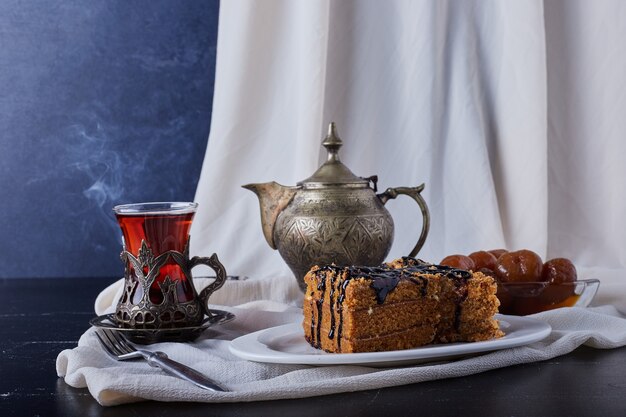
[{"x1": 57, "y1": 276, "x2": 626, "y2": 406}]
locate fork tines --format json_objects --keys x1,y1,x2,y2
[{"x1": 96, "y1": 329, "x2": 135, "y2": 358}]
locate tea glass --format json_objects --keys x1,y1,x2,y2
[{"x1": 113, "y1": 202, "x2": 226, "y2": 329}]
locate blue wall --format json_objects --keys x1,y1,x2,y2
[{"x1": 0, "y1": 0, "x2": 220, "y2": 278}]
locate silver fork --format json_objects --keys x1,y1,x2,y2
[{"x1": 95, "y1": 329, "x2": 226, "y2": 391}]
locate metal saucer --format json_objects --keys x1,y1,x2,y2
[{"x1": 90, "y1": 310, "x2": 235, "y2": 344}]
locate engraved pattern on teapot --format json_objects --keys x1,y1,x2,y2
[{"x1": 273, "y1": 192, "x2": 395, "y2": 280}]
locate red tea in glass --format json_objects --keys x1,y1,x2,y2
[{"x1": 113, "y1": 202, "x2": 226, "y2": 329}]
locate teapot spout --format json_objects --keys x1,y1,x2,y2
[{"x1": 242, "y1": 182, "x2": 298, "y2": 249}]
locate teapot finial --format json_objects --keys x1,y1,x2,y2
[{"x1": 323, "y1": 122, "x2": 342, "y2": 162}]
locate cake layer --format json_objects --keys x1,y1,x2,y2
[
  {"x1": 303, "y1": 298, "x2": 441, "y2": 340},
  {"x1": 305, "y1": 323, "x2": 437, "y2": 353}
]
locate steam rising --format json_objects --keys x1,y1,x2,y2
[{"x1": 66, "y1": 116, "x2": 127, "y2": 240}]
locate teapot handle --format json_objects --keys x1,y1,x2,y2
[{"x1": 377, "y1": 184, "x2": 430, "y2": 258}]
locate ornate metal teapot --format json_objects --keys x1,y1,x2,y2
[{"x1": 243, "y1": 123, "x2": 430, "y2": 291}]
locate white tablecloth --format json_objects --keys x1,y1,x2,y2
[{"x1": 56, "y1": 275, "x2": 626, "y2": 406}]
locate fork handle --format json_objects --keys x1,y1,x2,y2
[{"x1": 145, "y1": 351, "x2": 226, "y2": 392}]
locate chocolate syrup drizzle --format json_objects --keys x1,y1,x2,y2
[{"x1": 309, "y1": 257, "x2": 472, "y2": 351}]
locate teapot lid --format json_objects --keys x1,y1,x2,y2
[{"x1": 298, "y1": 123, "x2": 371, "y2": 189}]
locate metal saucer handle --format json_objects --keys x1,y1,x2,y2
[
  {"x1": 190, "y1": 253, "x2": 227, "y2": 317},
  {"x1": 377, "y1": 183, "x2": 430, "y2": 258}
]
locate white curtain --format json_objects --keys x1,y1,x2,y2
[{"x1": 191, "y1": 0, "x2": 626, "y2": 304}]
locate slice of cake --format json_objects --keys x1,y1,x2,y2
[{"x1": 302, "y1": 257, "x2": 503, "y2": 353}]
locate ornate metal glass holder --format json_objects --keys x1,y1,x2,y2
[{"x1": 115, "y1": 238, "x2": 226, "y2": 330}]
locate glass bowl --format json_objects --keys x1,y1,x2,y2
[{"x1": 496, "y1": 279, "x2": 600, "y2": 315}]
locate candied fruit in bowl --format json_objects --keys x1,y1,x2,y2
[
  {"x1": 469, "y1": 251, "x2": 498, "y2": 271},
  {"x1": 439, "y1": 249, "x2": 599, "y2": 315},
  {"x1": 440, "y1": 254, "x2": 475, "y2": 271},
  {"x1": 542, "y1": 258, "x2": 577, "y2": 284},
  {"x1": 495, "y1": 249, "x2": 543, "y2": 283}
]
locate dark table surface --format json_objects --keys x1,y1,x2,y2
[{"x1": 1, "y1": 277, "x2": 625, "y2": 417}]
